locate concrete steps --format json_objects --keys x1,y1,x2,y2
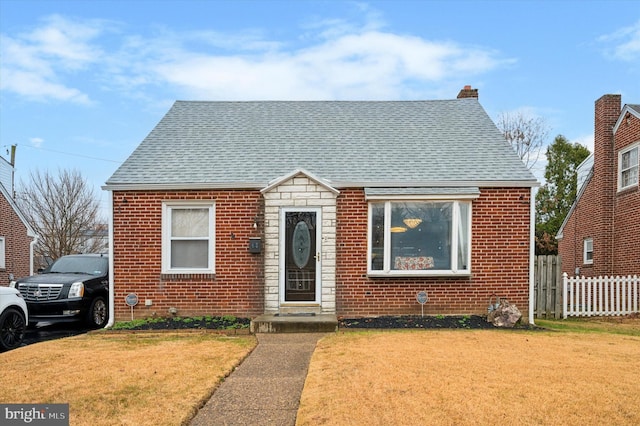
[{"x1": 250, "y1": 314, "x2": 338, "y2": 333}]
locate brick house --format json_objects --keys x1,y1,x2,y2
[
  {"x1": 104, "y1": 87, "x2": 538, "y2": 323},
  {"x1": 557, "y1": 95, "x2": 640, "y2": 276},
  {"x1": 0, "y1": 157, "x2": 36, "y2": 285}
]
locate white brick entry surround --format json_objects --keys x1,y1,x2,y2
[{"x1": 261, "y1": 170, "x2": 338, "y2": 314}]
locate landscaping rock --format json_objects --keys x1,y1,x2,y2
[{"x1": 487, "y1": 300, "x2": 522, "y2": 327}]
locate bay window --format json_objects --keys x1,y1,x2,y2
[
  {"x1": 369, "y1": 199, "x2": 472, "y2": 276},
  {"x1": 162, "y1": 201, "x2": 215, "y2": 273}
]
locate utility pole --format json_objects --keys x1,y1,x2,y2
[{"x1": 9, "y1": 144, "x2": 16, "y2": 198}]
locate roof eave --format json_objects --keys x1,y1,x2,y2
[{"x1": 103, "y1": 179, "x2": 539, "y2": 192}]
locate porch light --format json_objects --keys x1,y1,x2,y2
[{"x1": 403, "y1": 218, "x2": 422, "y2": 229}]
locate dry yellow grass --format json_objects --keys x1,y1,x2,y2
[
  {"x1": 298, "y1": 325, "x2": 640, "y2": 425},
  {"x1": 0, "y1": 331, "x2": 256, "y2": 426},
  {"x1": 2, "y1": 318, "x2": 638, "y2": 425}
]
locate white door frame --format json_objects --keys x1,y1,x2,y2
[{"x1": 279, "y1": 207, "x2": 322, "y2": 305}]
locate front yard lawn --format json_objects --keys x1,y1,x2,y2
[
  {"x1": 297, "y1": 317, "x2": 640, "y2": 425},
  {"x1": 1, "y1": 316, "x2": 638, "y2": 425},
  {"x1": 0, "y1": 331, "x2": 256, "y2": 425}
]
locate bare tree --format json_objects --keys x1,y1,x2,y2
[
  {"x1": 496, "y1": 111, "x2": 550, "y2": 170},
  {"x1": 16, "y1": 169, "x2": 107, "y2": 267}
]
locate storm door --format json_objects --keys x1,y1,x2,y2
[{"x1": 282, "y1": 209, "x2": 320, "y2": 302}]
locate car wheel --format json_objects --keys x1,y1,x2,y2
[
  {"x1": 86, "y1": 296, "x2": 108, "y2": 328},
  {"x1": 0, "y1": 308, "x2": 26, "y2": 351}
]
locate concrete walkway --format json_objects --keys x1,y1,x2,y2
[{"x1": 190, "y1": 333, "x2": 327, "y2": 426}]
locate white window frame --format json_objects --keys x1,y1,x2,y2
[
  {"x1": 0, "y1": 236, "x2": 5, "y2": 269},
  {"x1": 367, "y1": 200, "x2": 472, "y2": 277},
  {"x1": 618, "y1": 142, "x2": 639, "y2": 191},
  {"x1": 162, "y1": 201, "x2": 215, "y2": 274},
  {"x1": 583, "y1": 238, "x2": 593, "y2": 265}
]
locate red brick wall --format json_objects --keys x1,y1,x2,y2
[
  {"x1": 0, "y1": 192, "x2": 33, "y2": 284},
  {"x1": 613, "y1": 111, "x2": 640, "y2": 275},
  {"x1": 113, "y1": 187, "x2": 533, "y2": 321},
  {"x1": 112, "y1": 190, "x2": 264, "y2": 320},
  {"x1": 558, "y1": 96, "x2": 639, "y2": 277},
  {"x1": 557, "y1": 180, "x2": 599, "y2": 276},
  {"x1": 335, "y1": 188, "x2": 532, "y2": 318}
]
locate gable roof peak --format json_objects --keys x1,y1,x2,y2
[{"x1": 261, "y1": 168, "x2": 339, "y2": 195}]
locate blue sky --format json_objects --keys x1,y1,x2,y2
[{"x1": 1, "y1": 0, "x2": 639, "y2": 215}]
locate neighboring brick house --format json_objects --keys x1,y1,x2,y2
[
  {"x1": 0, "y1": 157, "x2": 36, "y2": 285},
  {"x1": 557, "y1": 95, "x2": 640, "y2": 276},
  {"x1": 104, "y1": 87, "x2": 538, "y2": 323}
]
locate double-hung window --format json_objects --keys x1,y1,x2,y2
[
  {"x1": 583, "y1": 238, "x2": 593, "y2": 265},
  {"x1": 162, "y1": 201, "x2": 215, "y2": 273},
  {"x1": 367, "y1": 192, "x2": 474, "y2": 276},
  {"x1": 618, "y1": 143, "x2": 639, "y2": 191}
]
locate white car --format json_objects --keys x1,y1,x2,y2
[{"x1": 0, "y1": 286, "x2": 29, "y2": 351}]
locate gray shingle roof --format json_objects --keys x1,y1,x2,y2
[{"x1": 105, "y1": 99, "x2": 537, "y2": 189}]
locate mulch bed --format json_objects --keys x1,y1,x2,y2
[
  {"x1": 119, "y1": 315, "x2": 539, "y2": 331},
  {"x1": 338, "y1": 315, "x2": 514, "y2": 329},
  {"x1": 119, "y1": 316, "x2": 251, "y2": 331}
]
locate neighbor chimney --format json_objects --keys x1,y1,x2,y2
[
  {"x1": 592, "y1": 94, "x2": 621, "y2": 275},
  {"x1": 457, "y1": 85, "x2": 478, "y2": 99}
]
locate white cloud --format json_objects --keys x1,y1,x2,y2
[
  {"x1": 1, "y1": 11, "x2": 513, "y2": 104},
  {"x1": 2, "y1": 68, "x2": 91, "y2": 104},
  {"x1": 149, "y1": 30, "x2": 511, "y2": 100},
  {"x1": 29, "y1": 137, "x2": 44, "y2": 148},
  {"x1": 0, "y1": 15, "x2": 108, "y2": 103},
  {"x1": 598, "y1": 19, "x2": 640, "y2": 61},
  {"x1": 25, "y1": 15, "x2": 104, "y2": 68}
]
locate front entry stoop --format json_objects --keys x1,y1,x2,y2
[{"x1": 250, "y1": 314, "x2": 338, "y2": 333}]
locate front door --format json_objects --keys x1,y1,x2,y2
[{"x1": 282, "y1": 209, "x2": 320, "y2": 303}]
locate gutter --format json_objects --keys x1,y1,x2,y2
[
  {"x1": 102, "y1": 179, "x2": 540, "y2": 192},
  {"x1": 105, "y1": 190, "x2": 115, "y2": 329}
]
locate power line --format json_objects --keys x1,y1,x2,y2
[{"x1": 16, "y1": 144, "x2": 123, "y2": 164}]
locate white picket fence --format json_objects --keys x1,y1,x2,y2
[{"x1": 562, "y1": 273, "x2": 639, "y2": 318}]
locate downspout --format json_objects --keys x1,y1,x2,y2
[
  {"x1": 528, "y1": 186, "x2": 536, "y2": 325},
  {"x1": 105, "y1": 189, "x2": 115, "y2": 328},
  {"x1": 29, "y1": 236, "x2": 37, "y2": 276}
]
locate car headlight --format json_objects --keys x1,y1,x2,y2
[
  {"x1": 9, "y1": 280, "x2": 17, "y2": 288},
  {"x1": 69, "y1": 282, "x2": 85, "y2": 298}
]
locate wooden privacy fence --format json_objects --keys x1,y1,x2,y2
[
  {"x1": 563, "y1": 274, "x2": 640, "y2": 318},
  {"x1": 534, "y1": 255, "x2": 563, "y2": 319}
]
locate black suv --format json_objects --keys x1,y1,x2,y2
[{"x1": 10, "y1": 254, "x2": 109, "y2": 328}]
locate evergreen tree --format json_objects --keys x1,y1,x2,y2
[{"x1": 535, "y1": 135, "x2": 590, "y2": 254}]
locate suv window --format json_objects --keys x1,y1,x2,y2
[{"x1": 48, "y1": 256, "x2": 108, "y2": 275}]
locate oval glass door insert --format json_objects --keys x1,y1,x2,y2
[{"x1": 292, "y1": 221, "x2": 311, "y2": 268}]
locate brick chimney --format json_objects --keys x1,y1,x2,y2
[
  {"x1": 592, "y1": 94, "x2": 621, "y2": 274},
  {"x1": 457, "y1": 85, "x2": 478, "y2": 99}
]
